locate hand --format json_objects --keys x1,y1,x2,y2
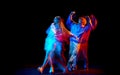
[
  {"x1": 75, "y1": 36, "x2": 79, "y2": 41},
  {"x1": 71, "y1": 33, "x2": 79, "y2": 41},
  {"x1": 85, "y1": 16, "x2": 91, "y2": 22},
  {"x1": 70, "y1": 11, "x2": 76, "y2": 15},
  {"x1": 85, "y1": 16, "x2": 89, "y2": 19}
]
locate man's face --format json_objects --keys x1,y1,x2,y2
[{"x1": 81, "y1": 17, "x2": 87, "y2": 26}]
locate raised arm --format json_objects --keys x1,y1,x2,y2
[
  {"x1": 51, "y1": 23, "x2": 56, "y2": 34},
  {"x1": 66, "y1": 11, "x2": 77, "y2": 29},
  {"x1": 85, "y1": 15, "x2": 97, "y2": 30},
  {"x1": 89, "y1": 14, "x2": 98, "y2": 30}
]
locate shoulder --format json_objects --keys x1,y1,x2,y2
[{"x1": 50, "y1": 23, "x2": 55, "y2": 27}]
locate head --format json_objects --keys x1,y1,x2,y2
[
  {"x1": 53, "y1": 16, "x2": 61, "y2": 24},
  {"x1": 78, "y1": 17, "x2": 87, "y2": 27}
]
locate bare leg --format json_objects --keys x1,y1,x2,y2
[
  {"x1": 49, "y1": 53, "x2": 54, "y2": 73},
  {"x1": 38, "y1": 51, "x2": 50, "y2": 73},
  {"x1": 48, "y1": 44, "x2": 56, "y2": 73}
]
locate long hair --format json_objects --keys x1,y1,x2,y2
[{"x1": 59, "y1": 17, "x2": 72, "y2": 44}]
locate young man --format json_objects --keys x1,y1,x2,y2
[
  {"x1": 78, "y1": 15, "x2": 97, "y2": 70},
  {"x1": 38, "y1": 16, "x2": 78, "y2": 73},
  {"x1": 66, "y1": 11, "x2": 97, "y2": 71}
]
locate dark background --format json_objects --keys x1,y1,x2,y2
[{"x1": 3, "y1": 0, "x2": 116, "y2": 74}]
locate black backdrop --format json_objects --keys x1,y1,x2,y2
[{"x1": 3, "y1": 0, "x2": 116, "y2": 74}]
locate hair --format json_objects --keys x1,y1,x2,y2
[
  {"x1": 55, "y1": 16, "x2": 72, "y2": 44},
  {"x1": 54, "y1": 16, "x2": 61, "y2": 22}
]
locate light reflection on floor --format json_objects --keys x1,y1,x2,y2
[{"x1": 14, "y1": 66, "x2": 105, "y2": 75}]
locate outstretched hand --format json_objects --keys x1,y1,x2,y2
[
  {"x1": 70, "y1": 11, "x2": 76, "y2": 15},
  {"x1": 71, "y1": 33, "x2": 79, "y2": 41},
  {"x1": 85, "y1": 16, "x2": 91, "y2": 23},
  {"x1": 75, "y1": 36, "x2": 79, "y2": 41}
]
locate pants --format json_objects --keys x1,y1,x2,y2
[
  {"x1": 78, "y1": 42, "x2": 88, "y2": 69},
  {"x1": 67, "y1": 41, "x2": 80, "y2": 70}
]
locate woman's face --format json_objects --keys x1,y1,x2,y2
[{"x1": 54, "y1": 17, "x2": 60, "y2": 24}]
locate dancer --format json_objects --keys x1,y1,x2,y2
[
  {"x1": 78, "y1": 15, "x2": 98, "y2": 69},
  {"x1": 38, "y1": 16, "x2": 78, "y2": 73},
  {"x1": 66, "y1": 11, "x2": 97, "y2": 71}
]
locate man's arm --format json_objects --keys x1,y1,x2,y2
[
  {"x1": 66, "y1": 11, "x2": 77, "y2": 29},
  {"x1": 89, "y1": 14, "x2": 98, "y2": 30},
  {"x1": 85, "y1": 15, "x2": 97, "y2": 30}
]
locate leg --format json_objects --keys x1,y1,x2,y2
[
  {"x1": 82, "y1": 43, "x2": 88, "y2": 70},
  {"x1": 49, "y1": 51, "x2": 55, "y2": 73},
  {"x1": 67, "y1": 42, "x2": 78, "y2": 71},
  {"x1": 55, "y1": 41, "x2": 67, "y2": 72},
  {"x1": 38, "y1": 50, "x2": 50, "y2": 73}
]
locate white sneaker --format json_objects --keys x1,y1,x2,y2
[
  {"x1": 37, "y1": 67, "x2": 43, "y2": 73},
  {"x1": 49, "y1": 67, "x2": 54, "y2": 73}
]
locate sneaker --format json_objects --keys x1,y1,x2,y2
[
  {"x1": 83, "y1": 64, "x2": 88, "y2": 71},
  {"x1": 72, "y1": 66, "x2": 77, "y2": 71},
  {"x1": 67, "y1": 65, "x2": 72, "y2": 72},
  {"x1": 49, "y1": 67, "x2": 54, "y2": 73},
  {"x1": 37, "y1": 67, "x2": 43, "y2": 73}
]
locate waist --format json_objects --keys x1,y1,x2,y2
[{"x1": 70, "y1": 38, "x2": 79, "y2": 43}]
